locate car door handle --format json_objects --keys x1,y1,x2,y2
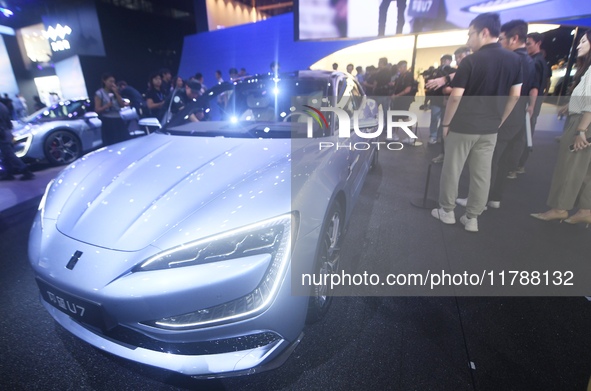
[{"x1": 347, "y1": 155, "x2": 359, "y2": 180}]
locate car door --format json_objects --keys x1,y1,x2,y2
[
  {"x1": 74, "y1": 101, "x2": 102, "y2": 148},
  {"x1": 335, "y1": 76, "x2": 378, "y2": 207}
]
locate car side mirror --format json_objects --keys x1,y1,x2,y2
[
  {"x1": 138, "y1": 118, "x2": 161, "y2": 128},
  {"x1": 138, "y1": 117, "x2": 161, "y2": 134},
  {"x1": 84, "y1": 112, "x2": 99, "y2": 120}
]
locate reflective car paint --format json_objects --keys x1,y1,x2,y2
[
  {"x1": 12, "y1": 100, "x2": 103, "y2": 165},
  {"x1": 29, "y1": 71, "x2": 379, "y2": 376}
]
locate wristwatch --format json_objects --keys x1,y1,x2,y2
[{"x1": 577, "y1": 130, "x2": 587, "y2": 137}]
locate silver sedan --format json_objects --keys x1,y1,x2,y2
[{"x1": 29, "y1": 70, "x2": 380, "y2": 377}]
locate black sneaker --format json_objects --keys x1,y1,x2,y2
[{"x1": 0, "y1": 174, "x2": 15, "y2": 181}]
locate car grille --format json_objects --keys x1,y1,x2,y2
[{"x1": 96, "y1": 325, "x2": 283, "y2": 355}]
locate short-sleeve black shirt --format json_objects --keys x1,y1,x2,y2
[
  {"x1": 393, "y1": 71, "x2": 414, "y2": 95},
  {"x1": 502, "y1": 47, "x2": 537, "y2": 128},
  {"x1": 531, "y1": 52, "x2": 550, "y2": 94},
  {"x1": 373, "y1": 68, "x2": 393, "y2": 96},
  {"x1": 145, "y1": 88, "x2": 166, "y2": 119},
  {"x1": 450, "y1": 42, "x2": 523, "y2": 134}
]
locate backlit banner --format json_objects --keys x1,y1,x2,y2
[{"x1": 297, "y1": 0, "x2": 591, "y2": 40}]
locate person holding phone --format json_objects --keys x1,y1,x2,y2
[
  {"x1": 95, "y1": 73, "x2": 129, "y2": 146},
  {"x1": 531, "y1": 30, "x2": 591, "y2": 226}
]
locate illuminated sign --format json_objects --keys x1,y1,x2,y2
[{"x1": 43, "y1": 24, "x2": 72, "y2": 52}]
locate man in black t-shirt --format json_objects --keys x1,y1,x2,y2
[
  {"x1": 432, "y1": 13, "x2": 522, "y2": 232},
  {"x1": 371, "y1": 58, "x2": 394, "y2": 135},
  {"x1": 485, "y1": 20, "x2": 538, "y2": 208},
  {"x1": 425, "y1": 54, "x2": 454, "y2": 144},
  {"x1": 0, "y1": 102, "x2": 34, "y2": 180},
  {"x1": 516, "y1": 32, "x2": 552, "y2": 173},
  {"x1": 389, "y1": 60, "x2": 420, "y2": 144}
]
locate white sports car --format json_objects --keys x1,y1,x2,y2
[{"x1": 12, "y1": 99, "x2": 103, "y2": 166}]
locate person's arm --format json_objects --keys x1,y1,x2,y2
[
  {"x1": 111, "y1": 85, "x2": 127, "y2": 108},
  {"x1": 425, "y1": 76, "x2": 445, "y2": 90},
  {"x1": 573, "y1": 68, "x2": 591, "y2": 151},
  {"x1": 499, "y1": 84, "x2": 522, "y2": 128},
  {"x1": 392, "y1": 86, "x2": 411, "y2": 98},
  {"x1": 573, "y1": 111, "x2": 591, "y2": 151},
  {"x1": 94, "y1": 92, "x2": 111, "y2": 114},
  {"x1": 425, "y1": 73, "x2": 455, "y2": 90},
  {"x1": 441, "y1": 87, "x2": 465, "y2": 137},
  {"x1": 146, "y1": 96, "x2": 165, "y2": 111},
  {"x1": 527, "y1": 87, "x2": 538, "y2": 117}
]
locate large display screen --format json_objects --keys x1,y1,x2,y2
[{"x1": 297, "y1": 0, "x2": 591, "y2": 40}]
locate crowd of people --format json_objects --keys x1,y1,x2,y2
[
  {"x1": 91, "y1": 67, "x2": 238, "y2": 146},
  {"x1": 422, "y1": 13, "x2": 591, "y2": 232},
  {"x1": 2, "y1": 18, "x2": 591, "y2": 229},
  {"x1": 338, "y1": 15, "x2": 590, "y2": 232}
]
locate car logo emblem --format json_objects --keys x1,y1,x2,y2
[{"x1": 66, "y1": 251, "x2": 83, "y2": 270}]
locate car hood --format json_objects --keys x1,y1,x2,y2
[{"x1": 52, "y1": 133, "x2": 295, "y2": 251}]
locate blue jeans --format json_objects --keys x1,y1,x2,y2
[{"x1": 429, "y1": 105, "x2": 442, "y2": 140}]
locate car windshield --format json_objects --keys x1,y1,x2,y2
[
  {"x1": 22, "y1": 100, "x2": 89, "y2": 123},
  {"x1": 159, "y1": 75, "x2": 332, "y2": 139}
]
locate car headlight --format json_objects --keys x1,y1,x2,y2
[
  {"x1": 13, "y1": 133, "x2": 33, "y2": 158},
  {"x1": 138, "y1": 212, "x2": 298, "y2": 329}
]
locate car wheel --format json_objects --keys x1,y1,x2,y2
[
  {"x1": 306, "y1": 200, "x2": 343, "y2": 324},
  {"x1": 44, "y1": 130, "x2": 82, "y2": 166}
]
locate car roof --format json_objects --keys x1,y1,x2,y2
[{"x1": 230, "y1": 70, "x2": 346, "y2": 85}]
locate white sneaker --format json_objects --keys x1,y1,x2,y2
[
  {"x1": 456, "y1": 197, "x2": 488, "y2": 210},
  {"x1": 455, "y1": 198, "x2": 467, "y2": 207},
  {"x1": 460, "y1": 215, "x2": 478, "y2": 232},
  {"x1": 487, "y1": 201, "x2": 501, "y2": 209},
  {"x1": 507, "y1": 172, "x2": 517, "y2": 179},
  {"x1": 429, "y1": 137, "x2": 438, "y2": 144},
  {"x1": 387, "y1": 134, "x2": 400, "y2": 142},
  {"x1": 403, "y1": 138, "x2": 423, "y2": 146},
  {"x1": 431, "y1": 208, "x2": 456, "y2": 224}
]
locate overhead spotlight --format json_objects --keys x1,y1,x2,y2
[{"x1": 0, "y1": 7, "x2": 14, "y2": 17}]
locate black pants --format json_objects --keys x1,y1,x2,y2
[
  {"x1": 0, "y1": 140, "x2": 27, "y2": 175},
  {"x1": 378, "y1": 0, "x2": 406, "y2": 36},
  {"x1": 489, "y1": 121, "x2": 526, "y2": 202},
  {"x1": 100, "y1": 116, "x2": 130, "y2": 146}
]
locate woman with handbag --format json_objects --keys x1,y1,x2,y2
[
  {"x1": 531, "y1": 31, "x2": 591, "y2": 226},
  {"x1": 95, "y1": 73, "x2": 130, "y2": 146}
]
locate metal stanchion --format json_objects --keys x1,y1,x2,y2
[{"x1": 411, "y1": 163, "x2": 438, "y2": 209}]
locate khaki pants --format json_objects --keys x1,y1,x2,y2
[
  {"x1": 439, "y1": 132, "x2": 497, "y2": 218},
  {"x1": 547, "y1": 114, "x2": 591, "y2": 210}
]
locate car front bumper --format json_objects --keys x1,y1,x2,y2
[{"x1": 42, "y1": 300, "x2": 303, "y2": 377}]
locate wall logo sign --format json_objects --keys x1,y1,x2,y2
[{"x1": 44, "y1": 24, "x2": 72, "y2": 52}]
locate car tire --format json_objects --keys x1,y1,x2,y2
[
  {"x1": 44, "y1": 130, "x2": 82, "y2": 166},
  {"x1": 306, "y1": 200, "x2": 343, "y2": 324}
]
